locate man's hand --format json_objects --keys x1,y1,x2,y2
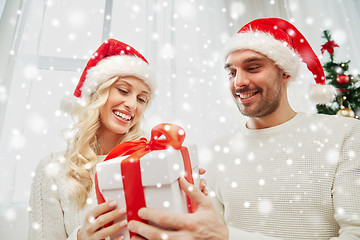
[{"x1": 128, "y1": 177, "x2": 229, "y2": 240}]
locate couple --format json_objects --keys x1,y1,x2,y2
[{"x1": 29, "y1": 18, "x2": 360, "y2": 240}]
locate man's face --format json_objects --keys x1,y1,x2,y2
[{"x1": 225, "y1": 49, "x2": 287, "y2": 118}]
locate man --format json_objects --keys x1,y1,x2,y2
[{"x1": 128, "y1": 18, "x2": 360, "y2": 239}]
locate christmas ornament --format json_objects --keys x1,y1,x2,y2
[
  {"x1": 316, "y1": 30, "x2": 360, "y2": 119},
  {"x1": 336, "y1": 74, "x2": 350, "y2": 84},
  {"x1": 321, "y1": 40, "x2": 339, "y2": 54},
  {"x1": 336, "y1": 107, "x2": 355, "y2": 118}
]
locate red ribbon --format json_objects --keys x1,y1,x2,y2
[{"x1": 94, "y1": 123, "x2": 195, "y2": 237}]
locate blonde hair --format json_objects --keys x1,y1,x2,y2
[{"x1": 65, "y1": 76, "x2": 148, "y2": 207}]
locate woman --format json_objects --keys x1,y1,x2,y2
[{"x1": 28, "y1": 39, "x2": 156, "y2": 239}]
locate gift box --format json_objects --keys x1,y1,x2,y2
[{"x1": 95, "y1": 123, "x2": 200, "y2": 240}]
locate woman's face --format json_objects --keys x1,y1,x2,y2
[{"x1": 99, "y1": 76, "x2": 151, "y2": 138}]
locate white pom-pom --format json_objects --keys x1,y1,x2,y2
[
  {"x1": 309, "y1": 84, "x2": 337, "y2": 104},
  {"x1": 60, "y1": 95, "x2": 81, "y2": 113}
]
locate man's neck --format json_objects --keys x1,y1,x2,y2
[{"x1": 246, "y1": 107, "x2": 297, "y2": 130}]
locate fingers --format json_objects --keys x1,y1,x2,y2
[
  {"x1": 199, "y1": 167, "x2": 206, "y2": 175},
  {"x1": 95, "y1": 216, "x2": 127, "y2": 239},
  {"x1": 128, "y1": 220, "x2": 172, "y2": 240},
  {"x1": 114, "y1": 235, "x2": 126, "y2": 240},
  {"x1": 130, "y1": 235, "x2": 147, "y2": 240},
  {"x1": 87, "y1": 200, "x2": 117, "y2": 220},
  {"x1": 137, "y1": 207, "x2": 188, "y2": 230},
  {"x1": 200, "y1": 178, "x2": 208, "y2": 196},
  {"x1": 79, "y1": 201, "x2": 128, "y2": 239},
  {"x1": 90, "y1": 207, "x2": 127, "y2": 233},
  {"x1": 179, "y1": 176, "x2": 207, "y2": 206}
]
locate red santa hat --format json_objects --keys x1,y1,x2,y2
[
  {"x1": 223, "y1": 18, "x2": 336, "y2": 104},
  {"x1": 61, "y1": 39, "x2": 155, "y2": 112},
  {"x1": 74, "y1": 38, "x2": 155, "y2": 98}
]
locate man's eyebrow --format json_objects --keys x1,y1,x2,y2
[
  {"x1": 243, "y1": 57, "x2": 263, "y2": 63},
  {"x1": 224, "y1": 57, "x2": 264, "y2": 69}
]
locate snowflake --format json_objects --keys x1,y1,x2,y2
[
  {"x1": 132, "y1": 4, "x2": 140, "y2": 13},
  {"x1": 259, "y1": 179, "x2": 265, "y2": 186},
  {"x1": 161, "y1": 232, "x2": 169, "y2": 240},
  {"x1": 114, "y1": 173, "x2": 122, "y2": 181},
  {"x1": 86, "y1": 198, "x2": 93, "y2": 205},
  {"x1": 234, "y1": 158, "x2": 241, "y2": 165},
  {"x1": 160, "y1": 43, "x2": 175, "y2": 59},
  {"x1": 51, "y1": 184, "x2": 57, "y2": 191},
  {"x1": 27, "y1": 113, "x2": 48, "y2": 134},
  {"x1": 258, "y1": 199, "x2": 273, "y2": 215},
  {"x1": 68, "y1": 10, "x2": 86, "y2": 27},
  {"x1": 32, "y1": 222, "x2": 40, "y2": 230},
  {"x1": 217, "y1": 163, "x2": 226, "y2": 172},
  {"x1": 10, "y1": 129, "x2": 25, "y2": 150},
  {"x1": 332, "y1": 29, "x2": 347, "y2": 45},
  {"x1": 163, "y1": 201, "x2": 170, "y2": 208},
  {"x1": 4, "y1": 208, "x2": 16, "y2": 221},
  {"x1": 0, "y1": 85, "x2": 7, "y2": 102},
  {"x1": 230, "y1": 2, "x2": 246, "y2": 20},
  {"x1": 348, "y1": 150, "x2": 356, "y2": 158},
  {"x1": 219, "y1": 116, "x2": 226, "y2": 123},
  {"x1": 336, "y1": 207, "x2": 345, "y2": 215},
  {"x1": 182, "y1": 102, "x2": 192, "y2": 112},
  {"x1": 247, "y1": 152, "x2": 255, "y2": 161},
  {"x1": 326, "y1": 149, "x2": 339, "y2": 164},
  {"x1": 23, "y1": 64, "x2": 38, "y2": 79},
  {"x1": 176, "y1": 1, "x2": 196, "y2": 19},
  {"x1": 306, "y1": 17, "x2": 314, "y2": 25},
  {"x1": 172, "y1": 164, "x2": 180, "y2": 170},
  {"x1": 44, "y1": 162, "x2": 60, "y2": 177}
]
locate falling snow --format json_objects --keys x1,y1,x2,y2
[
  {"x1": 230, "y1": 2, "x2": 246, "y2": 20},
  {"x1": 0, "y1": 85, "x2": 7, "y2": 102},
  {"x1": 9, "y1": 129, "x2": 26, "y2": 150},
  {"x1": 2, "y1": 2, "x2": 360, "y2": 240},
  {"x1": 257, "y1": 199, "x2": 273, "y2": 215}
]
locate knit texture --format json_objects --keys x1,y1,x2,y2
[
  {"x1": 207, "y1": 112, "x2": 360, "y2": 240},
  {"x1": 28, "y1": 152, "x2": 105, "y2": 240}
]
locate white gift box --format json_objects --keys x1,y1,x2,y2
[{"x1": 96, "y1": 145, "x2": 200, "y2": 240}]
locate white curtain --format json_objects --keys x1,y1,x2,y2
[{"x1": 0, "y1": 0, "x2": 359, "y2": 238}]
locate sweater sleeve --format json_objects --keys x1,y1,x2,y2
[
  {"x1": 28, "y1": 155, "x2": 77, "y2": 240},
  {"x1": 330, "y1": 122, "x2": 360, "y2": 240}
]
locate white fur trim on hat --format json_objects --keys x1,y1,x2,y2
[
  {"x1": 223, "y1": 31, "x2": 302, "y2": 80},
  {"x1": 80, "y1": 55, "x2": 155, "y2": 99},
  {"x1": 309, "y1": 84, "x2": 337, "y2": 104}
]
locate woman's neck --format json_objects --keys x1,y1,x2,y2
[{"x1": 96, "y1": 128, "x2": 124, "y2": 155}]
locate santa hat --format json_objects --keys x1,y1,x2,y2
[
  {"x1": 61, "y1": 39, "x2": 155, "y2": 112},
  {"x1": 223, "y1": 18, "x2": 336, "y2": 104}
]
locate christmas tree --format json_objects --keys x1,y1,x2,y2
[{"x1": 316, "y1": 30, "x2": 360, "y2": 119}]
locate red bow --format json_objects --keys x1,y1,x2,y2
[
  {"x1": 94, "y1": 123, "x2": 194, "y2": 237},
  {"x1": 321, "y1": 40, "x2": 339, "y2": 54}
]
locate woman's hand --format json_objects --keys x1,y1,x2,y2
[
  {"x1": 199, "y1": 168, "x2": 208, "y2": 196},
  {"x1": 77, "y1": 200, "x2": 127, "y2": 240}
]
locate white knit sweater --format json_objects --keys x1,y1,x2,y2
[
  {"x1": 206, "y1": 112, "x2": 360, "y2": 240},
  {"x1": 28, "y1": 152, "x2": 106, "y2": 240}
]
